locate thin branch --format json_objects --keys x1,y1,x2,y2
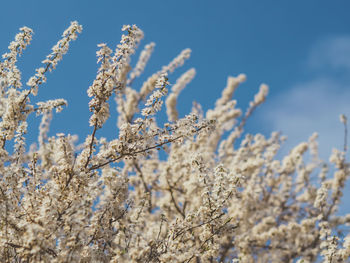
[
  {"x1": 84, "y1": 120, "x2": 98, "y2": 168},
  {"x1": 166, "y1": 176, "x2": 185, "y2": 219},
  {"x1": 134, "y1": 161, "x2": 153, "y2": 212},
  {"x1": 89, "y1": 134, "x2": 184, "y2": 171}
]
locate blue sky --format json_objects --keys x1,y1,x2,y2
[{"x1": 1, "y1": 1, "x2": 350, "y2": 211}]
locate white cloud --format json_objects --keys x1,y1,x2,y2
[
  {"x1": 258, "y1": 36, "x2": 350, "y2": 215},
  {"x1": 259, "y1": 36, "x2": 350, "y2": 160},
  {"x1": 308, "y1": 36, "x2": 350, "y2": 71}
]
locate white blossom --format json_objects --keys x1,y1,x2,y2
[
  {"x1": 0, "y1": 21, "x2": 349, "y2": 263},
  {"x1": 27, "y1": 21, "x2": 82, "y2": 96}
]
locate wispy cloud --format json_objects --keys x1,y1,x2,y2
[
  {"x1": 259, "y1": 36, "x2": 350, "y2": 159},
  {"x1": 308, "y1": 36, "x2": 350, "y2": 71}
]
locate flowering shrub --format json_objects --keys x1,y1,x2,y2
[{"x1": 0, "y1": 21, "x2": 349, "y2": 263}]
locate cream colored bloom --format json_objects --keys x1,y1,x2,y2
[{"x1": 0, "y1": 21, "x2": 349, "y2": 263}]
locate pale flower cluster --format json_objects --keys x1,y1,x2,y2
[
  {"x1": 0, "y1": 22, "x2": 350, "y2": 263},
  {"x1": 27, "y1": 21, "x2": 82, "y2": 96}
]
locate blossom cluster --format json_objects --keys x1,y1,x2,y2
[{"x1": 0, "y1": 22, "x2": 349, "y2": 263}]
